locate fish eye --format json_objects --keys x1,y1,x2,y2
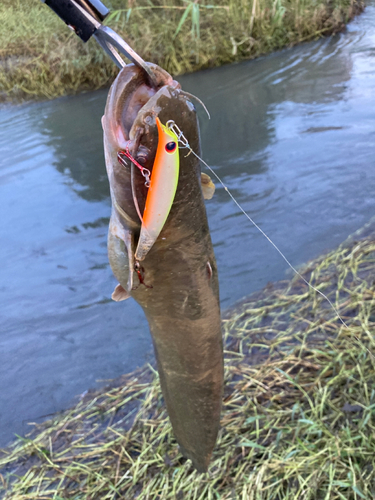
[{"x1": 165, "y1": 141, "x2": 177, "y2": 153}]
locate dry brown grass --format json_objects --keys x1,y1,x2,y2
[{"x1": 1, "y1": 220, "x2": 375, "y2": 498}]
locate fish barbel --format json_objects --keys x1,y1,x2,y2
[{"x1": 102, "y1": 63, "x2": 223, "y2": 472}]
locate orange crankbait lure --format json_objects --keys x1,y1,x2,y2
[{"x1": 135, "y1": 117, "x2": 180, "y2": 261}]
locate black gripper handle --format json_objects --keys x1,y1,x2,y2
[{"x1": 42, "y1": 0, "x2": 110, "y2": 42}]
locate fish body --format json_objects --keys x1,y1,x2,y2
[{"x1": 102, "y1": 63, "x2": 223, "y2": 472}]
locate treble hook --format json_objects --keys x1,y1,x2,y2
[
  {"x1": 117, "y1": 147, "x2": 151, "y2": 188},
  {"x1": 132, "y1": 261, "x2": 153, "y2": 290}
]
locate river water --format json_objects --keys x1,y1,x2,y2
[{"x1": 1, "y1": 4, "x2": 375, "y2": 446}]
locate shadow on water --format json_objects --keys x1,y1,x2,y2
[{"x1": 1, "y1": 2, "x2": 375, "y2": 447}]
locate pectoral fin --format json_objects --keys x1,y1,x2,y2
[
  {"x1": 201, "y1": 173, "x2": 215, "y2": 200},
  {"x1": 112, "y1": 284, "x2": 130, "y2": 301}
]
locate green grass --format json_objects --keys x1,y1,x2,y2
[
  {"x1": 1, "y1": 221, "x2": 375, "y2": 498},
  {"x1": 0, "y1": 0, "x2": 364, "y2": 102}
]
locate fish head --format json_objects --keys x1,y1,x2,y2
[
  {"x1": 102, "y1": 63, "x2": 181, "y2": 231},
  {"x1": 103, "y1": 63, "x2": 202, "y2": 250}
]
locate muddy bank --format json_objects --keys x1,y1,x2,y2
[{"x1": 1, "y1": 219, "x2": 375, "y2": 499}]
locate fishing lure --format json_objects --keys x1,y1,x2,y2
[{"x1": 135, "y1": 118, "x2": 180, "y2": 261}]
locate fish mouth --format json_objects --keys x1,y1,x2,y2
[
  {"x1": 104, "y1": 63, "x2": 180, "y2": 151},
  {"x1": 103, "y1": 63, "x2": 182, "y2": 229}
]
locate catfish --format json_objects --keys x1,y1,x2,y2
[{"x1": 102, "y1": 63, "x2": 223, "y2": 472}]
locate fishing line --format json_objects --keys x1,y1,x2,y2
[
  {"x1": 179, "y1": 90, "x2": 211, "y2": 119},
  {"x1": 130, "y1": 164, "x2": 145, "y2": 225},
  {"x1": 167, "y1": 120, "x2": 374, "y2": 360}
]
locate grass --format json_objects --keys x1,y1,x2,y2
[
  {"x1": 1, "y1": 220, "x2": 375, "y2": 498},
  {"x1": 0, "y1": 0, "x2": 364, "y2": 102}
]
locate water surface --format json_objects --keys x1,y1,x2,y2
[{"x1": 1, "y1": 3, "x2": 375, "y2": 446}]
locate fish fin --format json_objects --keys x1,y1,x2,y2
[
  {"x1": 112, "y1": 284, "x2": 130, "y2": 301},
  {"x1": 201, "y1": 173, "x2": 215, "y2": 200}
]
